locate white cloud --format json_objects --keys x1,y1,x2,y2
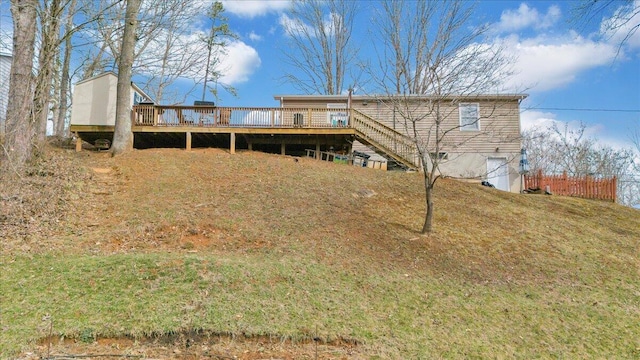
[
  {"x1": 248, "y1": 31, "x2": 262, "y2": 42},
  {"x1": 502, "y1": 34, "x2": 618, "y2": 92},
  {"x1": 520, "y1": 109, "x2": 558, "y2": 132},
  {"x1": 279, "y1": 13, "x2": 314, "y2": 37},
  {"x1": 218, "y1": 41, "x2": 261, "y2": 84},
  {"x1": 600, "y1": 0, "x2": 640, "y2": 50},
  {"x1": 494, "y1": 3, "x2": 561, "y2": 33},
  {"x1": 279, "y1": 11, "x2": 341, "y2": 38},
  {"x1": 221, "y1": 0, "x2": 290, "y2": 18},
  {"x1": 520, "y1": 107, "x2": 634, "y2": 150},
  {"x1": 492, "y1": 2, "x2": 640, "y2": 93}
]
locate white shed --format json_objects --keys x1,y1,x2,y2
[{"x1": 70, "y1": 72, "x2": 152, "y2": 127}]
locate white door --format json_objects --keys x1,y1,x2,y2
[{"x1": 487, "y1": 157, "x2": 510, "y2": 191}]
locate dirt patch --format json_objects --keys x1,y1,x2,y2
[
  {"x1": 92, "y1": 167, "x2": 113, "y2": 174},
  {"x1": 25, "y1": 332, "x2": 364, "y2": 360}
]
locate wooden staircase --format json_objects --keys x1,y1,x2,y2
[{"x1": 350, "y1": 109, "x2": 420, "y2": 170}]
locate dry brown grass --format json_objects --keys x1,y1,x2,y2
[{"x1": 6, "y1": 146, "x2": 636, "y2": 284}]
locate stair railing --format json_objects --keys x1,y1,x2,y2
[{"x1": 350, "y1": 109, "x2": 420, "y2": 169}]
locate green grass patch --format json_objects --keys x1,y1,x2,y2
[{"x1": 2, "y1": 253, "x2": 639, "y2": 358}]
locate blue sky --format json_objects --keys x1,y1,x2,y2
[{"x1": 0, "y1": 0, "x2": 638, "y2": 149}]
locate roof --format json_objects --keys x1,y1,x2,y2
[
  {"x1": 274, "y1": 93, "x2": 529, "y2": 101},
  {"x1": 75, "y1": 71, "x2": 154, "y2": 103}
]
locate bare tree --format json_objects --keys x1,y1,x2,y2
[
  {"x1": 281, "y1": 0, "x2": 358, "y2": 95},
  {"x1": 370, "y1": 0, "x2": 513, "y2": 233},
  {"x1": 522, "y1": 123, "x2": 640, "y2": 207},
  {"x1": 54, "y1": 0, "x2": 78, "y2": 137},
  {"x1": 78, "y1": 0, "x2": 228, "y2": 104},
  {"x1": 32, "y1": 0, "x2": 66, "y2": 148},
  {"x1": 47, "y1": 0, "x2": 119, "y2": 137},
  {"x1": 2, "y1": 0, "x2": 38, "y2": 171},
  {"x1": 111, "y1": 0, "x2": 142, "y2": 156},
  {"x1": 136, "y1": 0, "x2": 206, "y2": 103},
  {"x1": 632, "y1": 127, "x2": 640, "y2": 154},
  {"x1": 573, "y1": 0, "x2": 640, "y2": 51}
]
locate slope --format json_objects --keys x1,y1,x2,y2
[{"x1": 1, "y1": 147, "x2": 639, "y2": 359}]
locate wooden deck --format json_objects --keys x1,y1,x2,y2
[{"x1": 70, "y1": 105, "x2": 421, "y2": 169}]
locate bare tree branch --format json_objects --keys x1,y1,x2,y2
[{"x1": 280, "y1": 0, "x2": 359, "y2": 95}]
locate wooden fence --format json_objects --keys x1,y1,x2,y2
[{"x1": 524, "y1": 170, "x2": 617, "y2": 202}]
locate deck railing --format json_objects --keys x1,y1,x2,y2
[
  {"x1": 132, "y1": 105, "x2": 352, "y2": 128},
  {"x1": 524, "y1": 169, "x2": 617, "y2": 202},
  {"x1": 351, "y1": 109, "x2": 420, "y2": 169},
  {"x1": 131, "y1": 104, "x2": 420, "y2": 169}
]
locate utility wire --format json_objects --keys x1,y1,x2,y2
[{"x1": 524, "y1": 107, "x2": 640, "y2": 113}]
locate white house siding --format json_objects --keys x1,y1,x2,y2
[{"x1": 0, "y1": 54, "x2": 11, "y2": 135}]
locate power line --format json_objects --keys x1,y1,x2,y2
[{"x1": 524, "y1": 107, "x2": 640, "y2": 113}]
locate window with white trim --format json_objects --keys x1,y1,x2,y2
[{"x1": 459, "y1": 103, "x2": 479, "y2": 131}]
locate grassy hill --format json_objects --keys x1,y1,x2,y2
[{"x1": 1, "y1": 147, "x2": 639, "y2": 358}]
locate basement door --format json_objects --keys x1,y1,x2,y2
[{"x1": 487, "y1": 157, "x2": 510, "y2": 192}]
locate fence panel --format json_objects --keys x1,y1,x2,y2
[{"x1": 523, "y1": 170, "x2": 617, "y2": 202}]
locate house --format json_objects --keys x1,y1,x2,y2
[
  {"x1": 0, "y1": 53, "x2": 60, "y2": 137},
  {"x1": 70, "y1": 72, "x2": 152, "y2": 128},
  {"x1": 0, "y1": 53, "x2": 11, "y2": 136},
  {"x1": 275, "y1": 94, "x2": 527, "y2": 192},
  {"x1": 69, "y1": 76, "x2": 526, "y2": 192}
]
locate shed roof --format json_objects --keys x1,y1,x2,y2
[{"x1": 75, "y1": 71, "x2": 154, "y2": 103}]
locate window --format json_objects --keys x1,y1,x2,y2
[
  {"x1": 133, "y1": 92, "x2": 144, "y2": 105},
  {"x1": 429, "y1": 152, "x2": 448, "y2": 161},
  {"x1": 459, "y1": 103, "x2": 479, "y2": 131}
]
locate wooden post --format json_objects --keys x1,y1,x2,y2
[
  {"x1": 281, "y1": 142, "x2": 286, "y2": 155},
  {"x1": 270, "y1": 109, "x2": 275, "y2": 127},
  {"x1": 186, "y1": 132, "x2": 192, "y2": 151},
  {"x1": 153, "y1": 106, "x2": 158, "y2": 126},
  {"x1": 248, "y1": 141, "x2": 253, "y2": 151},
  {"x1": 538, "y1": 169, "x2": 543, "y2": 190},
  {"x1": 75, "y1": 134, "x2": 82, "y2": 152},
  {"x1": 230, "y1": 132, "x2": 236, "y2": 154},
  {"x1": 315, "y1": 142, "x2": 321, "y2": 160},
  {"x1": 308, "y1": 108, "x2": 312, "y2": 127}
]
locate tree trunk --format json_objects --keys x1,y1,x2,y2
[
  {"x1": 56, "y1": 0, "x2": 77, "y2": 138},
  {"x1": 421, "y1": 172, "x2": 434, "y2": 234},
  {"x1": 3, "y1": 0, "x2": 38, "y2": 170},
  {"x1": 33, "y1": 0, "x2": 63, "y2": 149},
  {"x1": 111, "y1": 0, "x2": 142, "y2": 156}
]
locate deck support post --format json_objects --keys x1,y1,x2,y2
[
  {"x1": 186, "y1": 132, "x2": 192, "y2": 151},
  {"x1": 281, "y1": 142, "x2": 286, "y2": 155},
  {"x1": 315, "y1": 142, "x2": 321, "y2": 159},
  {"x1": 75, "y1": 134, "x2": 82, "y2": 152},
  {"x1": 248, "y1": 141, "x2": 253, "y2": 151},
  {"x1": 230, "y1": 132, "x2": 236, "y2": 154}
]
